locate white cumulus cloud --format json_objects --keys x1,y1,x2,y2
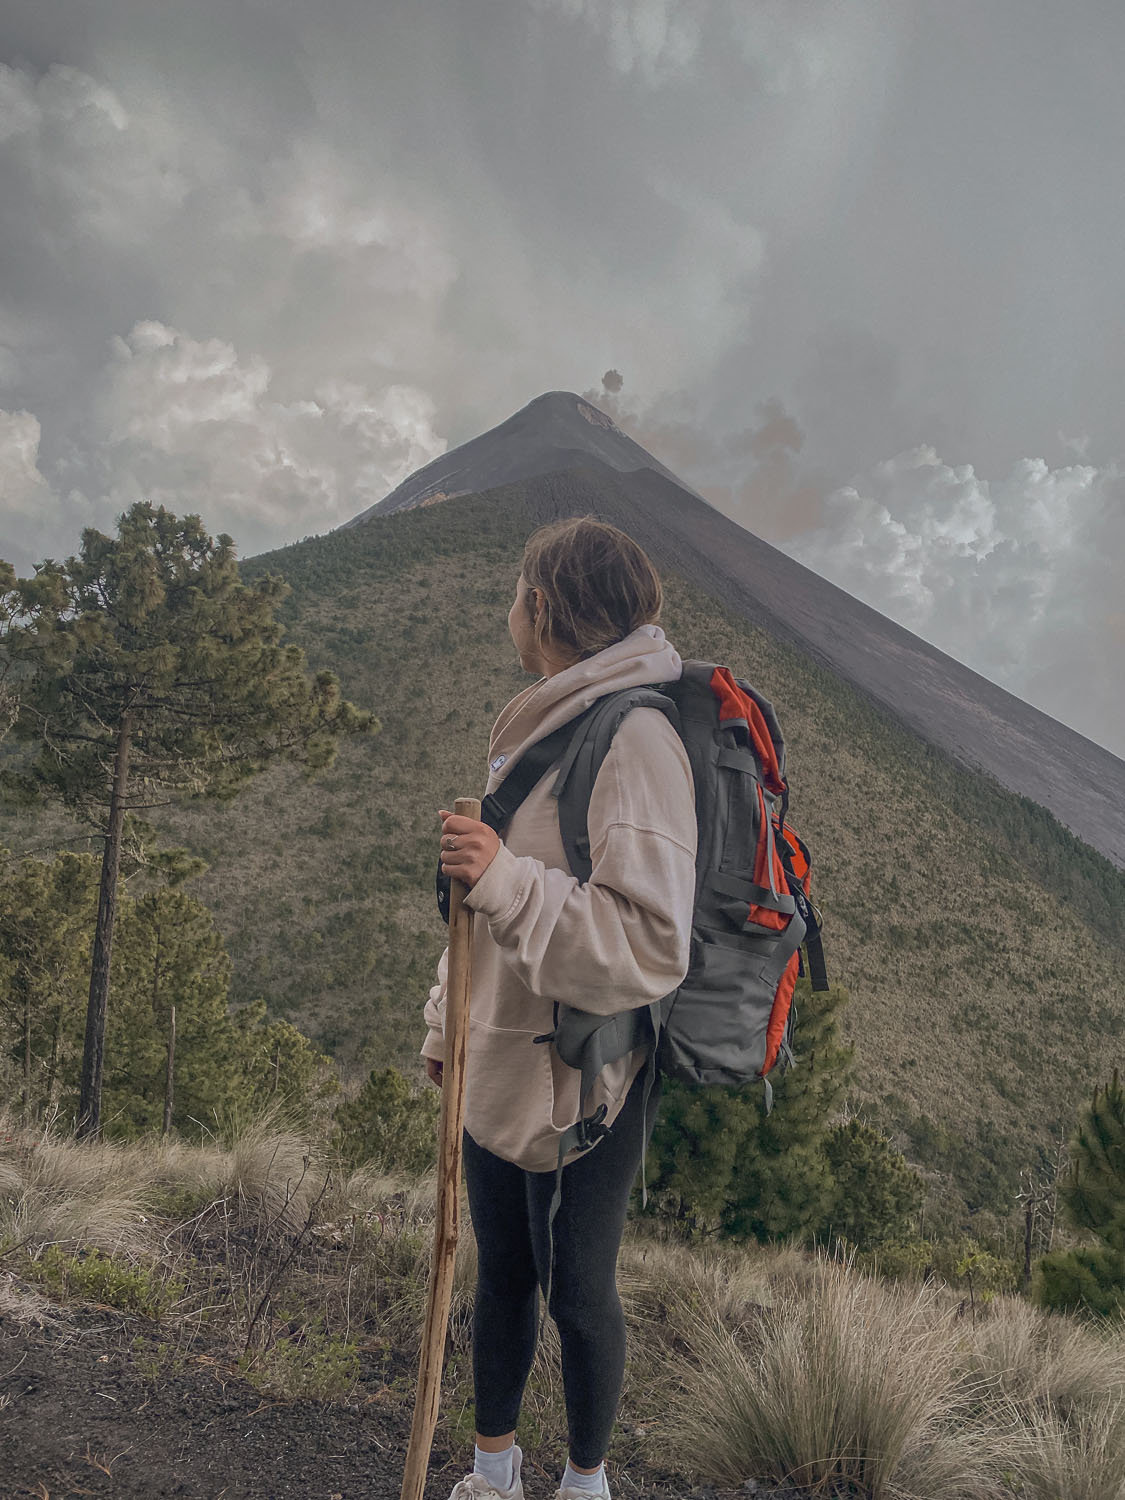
[
  {"x1": 534, "y1": 0, "x2": 854, "y2": 91},
  {"x1": 0, "y1": 410, "x2": 97, "y2": 572},
  {"x1": 787, "y1": 447, "x2": 1125, "y2": 756},
  {"x1": 93, "y1": 322, "x2": 447, "y2": 551},
  {"x1": 0, "y1": 62, "x2": 191, "y2": 245}
]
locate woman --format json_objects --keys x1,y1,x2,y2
[{"x1": 424, "y1": 518, "x2": 696, "y2": 1500}]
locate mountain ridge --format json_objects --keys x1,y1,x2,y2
[
  {"x1": 543, "y1": 459, "x2": 1125, "y2": 870},
  {"x1": 343, "y1": 390, "x2": 706, "y2": 524},
  {"x1": 218, "y1": 480, "x2": 1124, "y2": 1224},
  {"x1": 343, "y1": 394, "x2": 1125, "y2": 869}
]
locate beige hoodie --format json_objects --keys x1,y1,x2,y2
[{"x1": 422, "y1": 626, "x2": 697, "y2": 1172}]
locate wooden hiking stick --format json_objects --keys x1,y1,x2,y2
[{"x1": 400, "y1": 796, "x2": 480, "y2": 1500}]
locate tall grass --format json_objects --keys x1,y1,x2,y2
[
  {"x1": 665, "y1": 1257, "x2": 1007, "y2": 1499},
  {"x1": 0, "y1": 1106, "x2": 327, "y2": 1249},
  {"x1": 0, "y1": 1117, "x2": 154, "y2": 1256},
  {"x1": 6, "y1": 1114, "x2": 1125, "y2": 1498},
  {"x1": 1014, "y1": 1398, "x2": 1125, "y2": 1500},
  {"x1": 964, "y1": 1292, "x2": 1125, "y2": 1415}
]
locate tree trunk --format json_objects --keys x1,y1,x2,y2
[
  {"x1": 76, "y1": 711, "x2": 133, "y2": 1141},
  {"x1": 162, "y1": 1004, "x2": 176, "y2": 1138},
  {"x1": 1023, "y1": 1196, "x2": 1034, "y2": 1294},
  {"x1": 22, "y1": 988, "x2": 32, "y2": 1126},
  {"x1": 46, "y1": 989, "x2": 65, "y2": 1103}
]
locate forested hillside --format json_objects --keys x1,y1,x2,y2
[
  {"x1": 209, "y1": 483, "x2": 1124, "y2": 1220},
  {"x1": 3, "y1": 476, "x2": 1122, "y2": 1227}
]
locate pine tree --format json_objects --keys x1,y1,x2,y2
[
  {"x1": 234, "y1": 1005, "x2": 339, "y2": 1124},
  {"x1": 1061, "y1": 1070, "x2": 1125, "y2": 1252},
  {"x1": 0, "y1": 561, "x2": 20, "y2": 741},
  {"x1": 0, "y1": 853, "x2": 96, "y2": 1120},
  {"x1": 333, "y1": 1067, "x2": 440, "y2": 1174},
  {"x1": 105, "y1": 886, "x2": 242, "y2": 1137},
  {"x1": 1, "y1": 504, "x2": 374, "y2": 1138},
  {"x1": 646, "y1": 1083, "x2": 755, "y2": 1235},
  {"x1": 1034, "y1": 1246, "x2": 1125, "y2": 1318},
  {"x1": 722, "y1": 981, "x2": 853, "y2": 1242},
  {"x1": 645, "y1": 980, "x2": 854, "y2": 1242},
  {"x1": 819, "y1": 1117, "x2": 925, "y2": 1251},
  {"x1": 1035, "y1": 1070, "x2": 1125, "y2": 1315}
]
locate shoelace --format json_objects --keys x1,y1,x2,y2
[{"x1": 450, "y1": 1475, "x2": 516, "y2": 1500}]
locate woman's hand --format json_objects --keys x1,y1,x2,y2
[
  {"x1": 438, "y1": 810, "x2": 500, "y2": 889},
  {"x1": 425, "y1": 1057, "x2": 443, "y2": 1088}
]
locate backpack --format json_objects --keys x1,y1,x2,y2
[{"x1": 436, "y1": 661, "x2": 827, "y2": 1203}]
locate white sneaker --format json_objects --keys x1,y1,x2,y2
[
  {"x1": 448, "y1": 1446, "x2": 525, "y2": 1500},
  {"x1": 554, "y1": 1468, "x2": 610, "y2": 1500}
]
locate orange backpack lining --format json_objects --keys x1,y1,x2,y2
[
  {"x1": 763, "y1": 953, "x2": 801, "y2": 1075},
  {"x1": 710, "y1": 666, "x2": 786, "y2": 795}
]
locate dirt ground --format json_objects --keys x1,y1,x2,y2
[{"x1": 0, "y1": 1307, "x2": 784, "y2": 1500}]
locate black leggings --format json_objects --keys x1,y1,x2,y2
[{"x1": 462, "y1": 1072, "x2": 657, "y2": 1468}]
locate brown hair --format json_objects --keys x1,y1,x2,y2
[{"x1": 520, "y1": 517, "x2": 663, "y2": 661}]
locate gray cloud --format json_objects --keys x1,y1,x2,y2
[
  {"x1": 1, "y1": 2, "x2": 1123, "y2": 756},
  {"x1": 789, "y1": 449, "x2": 1125, "y2": 759},
  {"x1": 531, "y1": 0, "x2": 708, "y2": 86}
]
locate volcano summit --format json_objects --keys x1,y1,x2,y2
[{"x1": 344, "y1": 391, "x2": 1125, "y2": 871}]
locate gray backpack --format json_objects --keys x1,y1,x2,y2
[{"x1": 439, "y1": 661, "x2": 827, "y2": 1220}]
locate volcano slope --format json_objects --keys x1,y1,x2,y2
[
  {"x1": 347, "y1": 391, "x2": 1125, "y2": 875},
  {"x1": 109, "y1": 465, "x2": 1119, "y2": 1230}
]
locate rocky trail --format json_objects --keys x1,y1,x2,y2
[{"x1": 0, "y1": 1307, "x2": 783, "y2": 1500}]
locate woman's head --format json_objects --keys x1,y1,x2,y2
[{"x1": 511, "y1": 517, "x2": 663, "y2": 674}]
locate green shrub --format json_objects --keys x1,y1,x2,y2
[
  {"x1": 240, "y1": 1331, "x2": 359, "y2": 1400},
  {"x1": 333, "y1": 1066, "x2": 439, "y2": 1174},
  {"x1": 24, "y1": 1246, "x2": 183, "y2": 1319},
  {"x1": 1036, "y1": 1071, "x2": 1125, "y2": 1317},
  {"x1": 820, "y1": 1117, "x2": 925, "y2": 1251},
  {"x1": 1035, "y1": 1247, "x2": 1125, "y2": 1319},
  {"x1": 934, "y1": 1238, "x2": 1020, "y2": 1307},
  {"x1": 860, "y1": 1237, "x2": 935, "y2": 1282}
]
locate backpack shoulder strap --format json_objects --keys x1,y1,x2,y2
[
  {"x1": 436, "y1": 702, "x2": 601, "y2": 925},
  {"x1": 551, "y1": 686, "x2": 679, "y2": 883},
  {"x1": 478, "y1": 714, "x2": 585, "y2": 830}
]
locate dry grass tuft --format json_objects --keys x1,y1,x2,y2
[
  {"x1": 326, "y1": 1167, "x2": 478, "y2": 1351},
  {"x1": 0, "y1": 1109, "x2": 331, "y2": 1256},
  {"x1": 1013, "y1": 1397, "x2": 1125, "y2": 1500},
  {"x1": 965, "y1": 1293, "x2": 1125, "y2": 1417},
  {"x1": 0, "y1": 1269, "x2": 62, "y2": 1328},
  {"x1": 0, "y1": 1121, "x2": 154, "y2": 1256},
  {"x1": 665, "y1": 1256, "x2": 1006, "y2": 1500},
  {"x1": 221, "y1": 1115, "x2": 322, "y2": 1230}
]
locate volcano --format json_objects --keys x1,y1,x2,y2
[
  {"x1": 343, "y1": 390, "x2": 704, "y2": 523},
  {"x1": 343, "y1": 391, "x2": 1125, "y2": 871}
]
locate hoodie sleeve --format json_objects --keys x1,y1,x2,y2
[
  {"x1": 421, "y1": 946, "x2": 448, "y2": 1063},
  {"x1": 463, "y1": 708, "x2": 696, "y2": 1016}
]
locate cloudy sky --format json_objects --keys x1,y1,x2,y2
[{"x1": 2, "y1": 1, "x2": 1123, "y2": 758}]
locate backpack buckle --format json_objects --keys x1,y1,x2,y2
[
  {"x1": 480, "y1": 793, "x2": 506, "y2": 829},
  {"x1": 574, "y1": 1102, "x2": 609, "y2": 1149}
]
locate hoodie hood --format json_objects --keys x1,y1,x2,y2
[{"x1": 485, "y1": 625, "x2": 682, "y2": 794}]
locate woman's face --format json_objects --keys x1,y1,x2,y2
[{"x1": 508, "y1": 574, "x2": 547, "y2": 676}]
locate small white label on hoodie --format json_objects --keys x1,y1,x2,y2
[{"x1": 490, "y1": 754, "x2": 508, "y2": 772}]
